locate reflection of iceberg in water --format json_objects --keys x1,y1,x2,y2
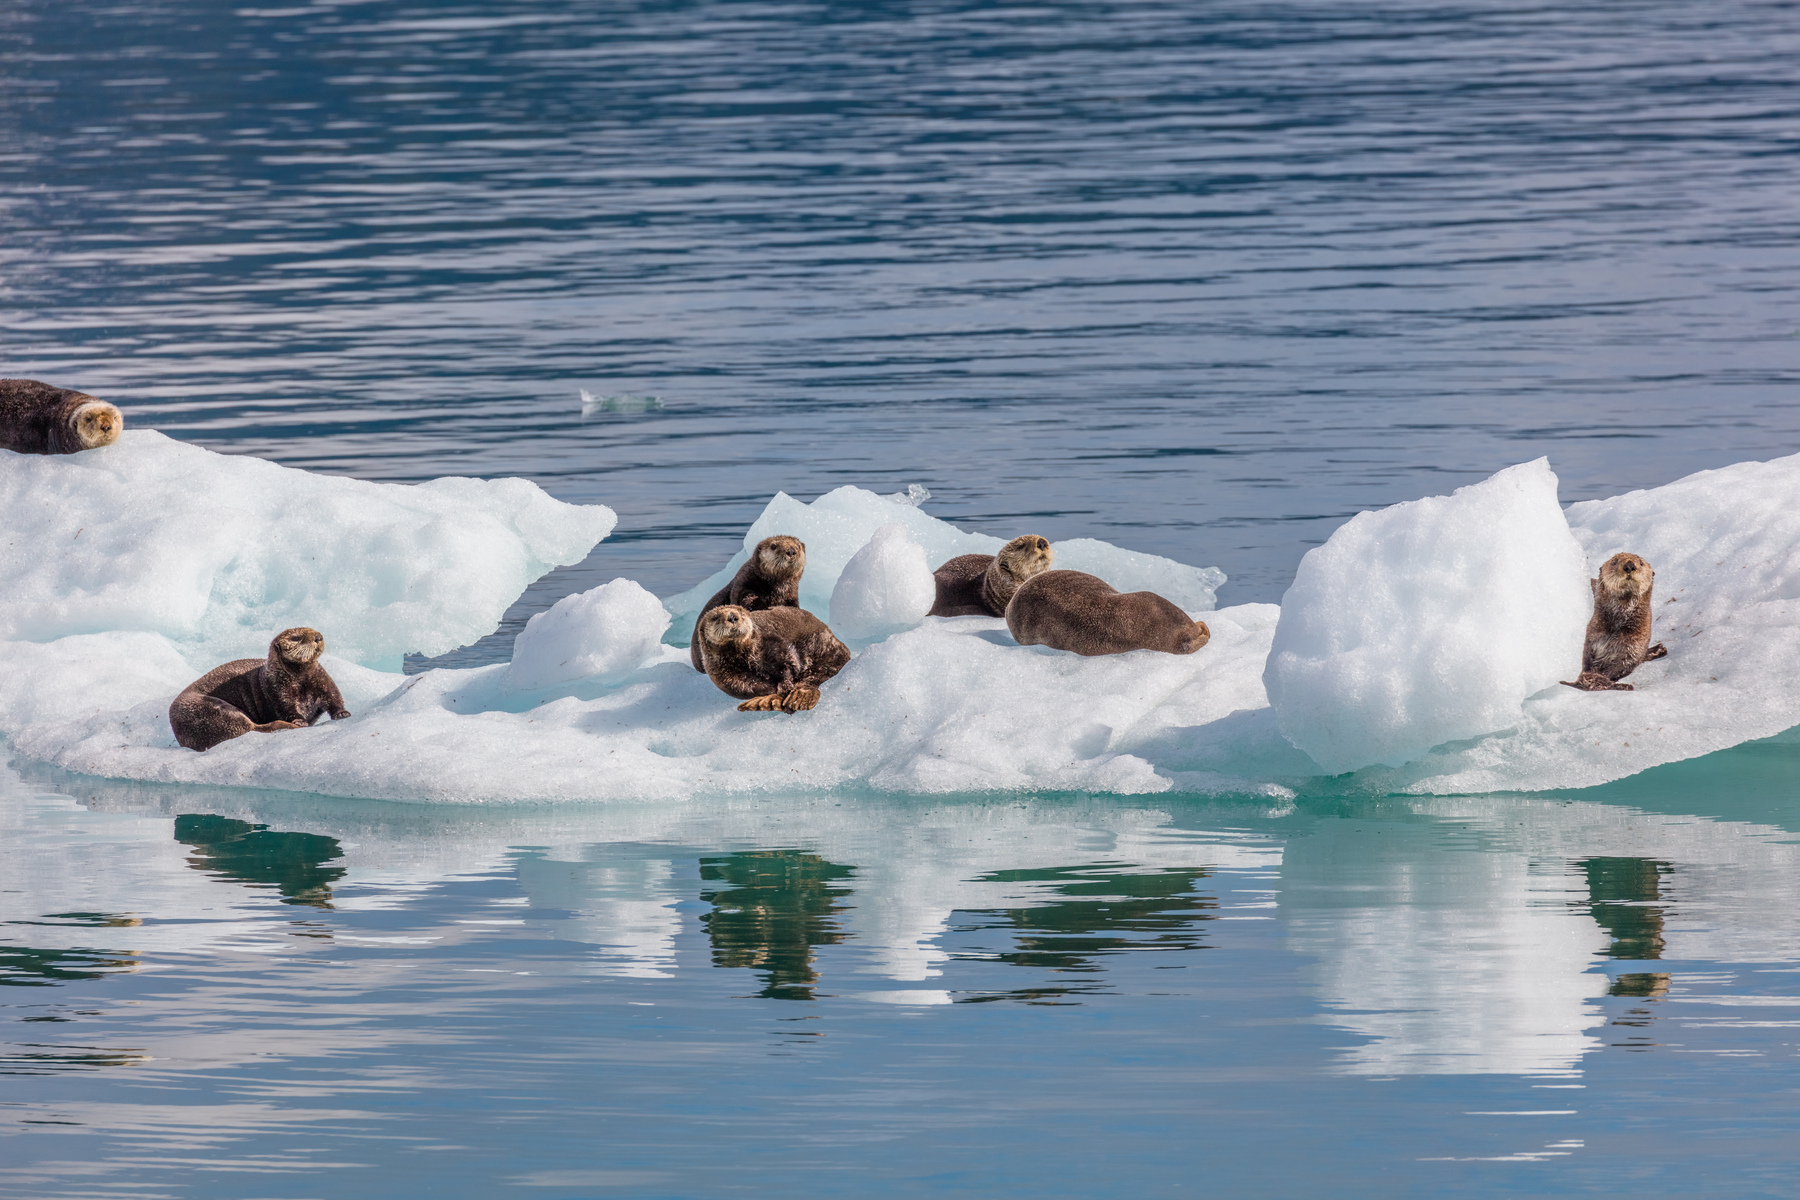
[
  {"x1": 514, "y1": 851, "x2": 686, "y2": 978},
  {"x1": 1282, "y1": 819, "x2": 1608, "y2": 1076}
]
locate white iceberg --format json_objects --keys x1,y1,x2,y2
[
  {"x1": 0, "y1": 431, "x2": 616, "y2": 671},
  {"x1": 2, "y1": 437, "x2": 1797, "y2": 805},
  {"x1": 1264, "y1": 459, "x2": 1591, "y2": 774},
  {"x1": 828, "y1": 523, "x2": 937, "y2": 644}
]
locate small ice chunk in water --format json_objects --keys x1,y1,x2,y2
[
  {"x1": 829, "y1": 523, "x2": 937, "y2": 643},
  {"x1": 580, "y1": 389, "x2": 664, "y2": 414},
  {"x1": 504, "y1": 579, "x2": 672, "y2": 692},
  {"x1": 1263, "y1": 458, "x2": 1590, "y2": 775},
  {"x1": 882, "y1": 484, "x2": 932, "y2": 507}
]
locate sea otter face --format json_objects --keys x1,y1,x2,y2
[
  {"x1": 272, "y1": 627, "x2": 326, "y2": 665},
  {"x1": 700, "y1": 605, "x2": 755, "y2": 647},
  {"x1": 755, "y1": 535, "x2": 806, "y2": 580},
  {"x1": 1598, "y1": 552, "x2": 1654, "y2": 600},
  {"x1": 996, "y1": 535, "x2": 1053, "y2": 582},
  {"x1": 72, "y1": 401, "x2": 122, "y2": 449}
]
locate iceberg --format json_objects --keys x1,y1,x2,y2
[
  {"x1": 0, "y1": 431, "x2": 616, "y2": 671},
  {"x1": 1, "y1": 436, "x2": 1795, "y2": 805},
  {"x1": 1264, "y1": 459, "x2": 1592, "y2": 775}
]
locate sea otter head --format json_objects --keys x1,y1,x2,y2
[
  {"x1": 70, "y1": 400, "x2": 123, "y2": 449},
  {"x1": 754, "y1": 535, "x2": 806, "y2": 582},
  {"x1": 270, "y1": 627, "x2": 326, "y2": 667},
  {"x1": 1597, "y1": 552, "x2": 1654, "y2": 603},
  {"x1": 700, "y1": 605, "x2": 757, "y2": 649},
  {"x1": 996, "y1": 535, "x2": 1053, "y2": 584}
]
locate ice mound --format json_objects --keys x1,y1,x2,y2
[
  {"x1": 0, "y1": 431, "x2": 616, "y2": 670},
  {"x1": 503, "y1": 579, "x2": 671, "y2": 692},
  {"x1": 1375, "y1": 450, "x2": 1800, "y2": 793},
  {"x1": 664, "y1": 486, "x2": 1225, "y2": 637},
  {"x1": 829, "y1": 523, "x2": 937, "y2": 643},
  {"x1": 1264, "y1": 459, "x2": 1590, "y2": 775}
]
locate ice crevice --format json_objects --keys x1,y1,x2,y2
[{"x1": 1, "y1": 431, "x2": 1797, "y2": 804}]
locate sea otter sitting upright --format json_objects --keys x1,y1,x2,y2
[
  {"x1": 1561, "y1": 552, "x2": 1668, "y2": 692},
  {"x1": 0, "y1": 378, "x2": 123, "y2": 455},
  {"x1": 929, "y1": 535, "x2": 1054, "y2": 618},
  {"x1": 169, "y1": 628, "x2": 352, "y2": 751},
  {"x1": 697, "y1": 604, "x2": 851, "y2": 713},
  {"x1": 689, "y1": 535, "x2": 807, "y2": 671}
]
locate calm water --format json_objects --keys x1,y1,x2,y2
[{"x1": 4, "y1": 0, "x2": 1800, "y2": 1194}]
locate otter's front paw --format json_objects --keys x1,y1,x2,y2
[
  {"x1": 780, "y1": 686, "x2": 821, "y2": 713},
  {"x1": 1643, "y1": 643, "x2": 1668, "y2": 662},
  {"x1": 330, "y1": 708, "x2": 352, "y2": 720},
  {"x1": 254, "y1": 720, "x2": 307, "y2": 732},
  {"x1": 737, "y1": 694, "x2": 785, "y2": 712}
]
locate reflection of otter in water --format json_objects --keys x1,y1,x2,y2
[
  {"x1": 175, "y1": 814, "x2": 345, "y2": 908},
  {"x1": 1582, "y1": 856, "x2": 1671, "y2": 1000},
  {"x1": 698, "y1": 850, "x2": 852, "y2": 999}
]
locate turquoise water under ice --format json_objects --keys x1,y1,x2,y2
[{"x1": 4, "y1": 0, "x2": 1800, "y2": 1194}]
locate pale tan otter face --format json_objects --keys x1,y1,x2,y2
[
  {"x1": 996, "y1": 534, "x2": 1053, "y2": 582},
  {"x1": 700, "y1": 605, "x2": 755, "y2": 647},
  {"x1": 73, "y1": 401, "x2": 122, "y2": 449},
  {"x1": 272, "y1": 627, "x2": 325, "y2": 665},
  {"x1": 755, "y1": 535, "x2": 806, "y2": 580},
  {"x1": 1598, "y1": 552, "x2": 1654, "y2": 600}
]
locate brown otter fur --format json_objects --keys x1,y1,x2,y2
[
  {"x1": 689, "y1": 535, "x2": 807, "y2": 671},
  {"x1": 169, "y1": 628, "x2": 352, "y2": 751},
  {"x1": 1561, "y1": 552, "x2": 1667, "y2": 692},
  {"x1": 697, "y1": 604, "x2": 851, "y2": 713},
  {"x1": 1006, "y1": 570, "x2": 1211, "y2": 657},
  {"x1": 929, "y1": 535, "x2": 1054, "y2": 618},
  {"x1": 0, "y1": 378, "x2": 123, "y2": 455}
]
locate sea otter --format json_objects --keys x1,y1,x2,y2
[
  {"x1": 696, "y1": 604, "x2": 851, "y2": 713},
  {"x1": 0, "y1": 378, "x2": 123, "y2": 455},
  {"x1": 169, "y1": 627, "x2": 352, "y2": 751},
  {"x1": 928, "y1": 534, "x2": 1054, "y2": 618},
  {"x1": 1006, "y1": 570, "x2": 1211, "y2": 657},
  {"x1": 1561, "y1": 552, "x2": 1667, "y2": 691},
  {"x1": 689, "y1": 535, "x2": 807, "y2": 671}
]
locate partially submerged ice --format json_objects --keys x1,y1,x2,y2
[
  {"x1": 1264, "y1": 459, "x2": 1591, "y2": 775},
  {"x1": 1, "y1": 434, "x2": 1797, "y2": 804}
]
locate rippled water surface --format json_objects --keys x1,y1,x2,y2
[{"x1": 5, "y1": 0, "x2": 1800, "y2": 1193}]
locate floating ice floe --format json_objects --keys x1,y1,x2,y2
[{"x1": 0, "y1": 437, "x2": 1796, "y2": 804}]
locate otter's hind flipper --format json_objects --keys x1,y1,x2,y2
[
  {"x1": 1561, "y1": 672, "x2": 1634, "y2": 692},
  {"x1": 737, "y1": 694, "x2": 785, "y2": 712},
  {"x1": 1644, "y1": 643, "x2": 1668, "y2": 662}
]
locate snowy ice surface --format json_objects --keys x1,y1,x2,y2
[
  {"x1": 829, "y1": 523, "x2": 937, "y2": 644},
  {"x1": 1264, "y1": 459, "x2": 1591, "y2": 775},
  {"x1": 1, "y1": 442, "x2": 1797, "y2": 804},
  {"x1": 1371, "y1": 450, "x2": 1800, "y2": 794},
  {"x1": 663, "y1": 485, "x2": 1226, "y2": 638},
  {"x1": 0, "y1": 431, "x2": 615, "y2": 671},
  {"x1": 504, "y1": 579, "x2": 672, "y2": 693}
]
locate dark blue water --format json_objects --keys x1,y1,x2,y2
[{"x1": 5, "y1": 0, "x2": 1800, "y2": 1194}]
